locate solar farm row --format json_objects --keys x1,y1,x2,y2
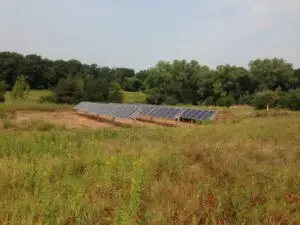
[{"x1": 74, "y1": 102, "x2": 216, "y2": 121}]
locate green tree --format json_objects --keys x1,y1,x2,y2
[
  {"x1": 252, "y1": 90, "x2": 280, "y2": 110},
  {"x1": 249, "y1": 58, "x2": 296, "y2": 91},
  {"x1": 11, "y1": 75, "x2": 30, "y2": 100},
  {"x1": 83, "y1": 76, "x2": 105, "y2": 102},
  {"x1": 107, "y1": 82, "x2": 124, "y2": 103},
  {"x1": 53, "y1": 76, "x2": 84, "y2": 104},
  {"x1": 123, "y1": 77, "x2": 143, "y2": 92}
]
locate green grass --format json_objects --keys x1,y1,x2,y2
[
  {"x1": 5, "y1": 90, "x2": 52, "y2": 103},
  {"x1": 1, "y1": 110, "x2": 300, "y2": 224},
  {"x1": 123, "y1": 91, "x2": 146, "y2": 103},
  {"x1": 1, "y1": 90, "x2": 71, "y2": 112}
]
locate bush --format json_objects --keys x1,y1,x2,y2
[
  {"x1": 11, "y1": 75, "x2": 30, "y2": 100},
  {"x1": 164, "y1": 96, "x2": 178, "y2": 105},
  {"x1": 145, "y1": 88, "x2": 165, "y2": 105},
  {"x1": 216, "y1": 96, "x2": 236, "y2": 107},
  {"x1": 238, "y1": 94, "x2": 253, "y2": 105},
  {"x1": 252, "y1": 90, "x2": 280, "y2": 110},
  {"x1": 279, "y1": 89, "x2": 300, "y2": 110},
  {"x1": 203, "y1": 96, "x2": 215, "y2": 106}
]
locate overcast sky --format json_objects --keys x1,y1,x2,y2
[{"x1": 0, "y1": 0, "x2": 299, "y2": 70}]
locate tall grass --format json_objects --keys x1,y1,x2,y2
[{"x1": 0, "y1": 115, "x2": 300, "y2": 224}]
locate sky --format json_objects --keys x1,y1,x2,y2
[{"x1": 0, "y1": 0, "x2": 299, "y2": 71}]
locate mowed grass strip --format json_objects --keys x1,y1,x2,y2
[{"x1": 0, "y1": 114, "x2": 300, "y2": 224}]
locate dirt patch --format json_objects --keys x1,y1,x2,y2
[
  {"x1": 11, "y1": 111, "x2": 185, "y2": 130},
  {"x1": 14, "y1": 111, "x2": 114, "y2": 129},
  {"x1": 0, "y1": 110, "x2": 198, "y2": 131}
]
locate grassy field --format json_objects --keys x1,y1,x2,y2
[
  {"x1": 123, "y1": 91, "x2": 146, "y2": 103},
  {"x1": 0, "y1": 91, "x2": 300, "y2": 224}
]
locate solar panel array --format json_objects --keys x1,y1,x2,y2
[
  {"x1": 75, "y1": 102, "x2": 138, "y2": 119},
  {"x1": 139, "y1": 106, "x2": 184, "y2": 120},
  {"x1": 180, "y1": 108, "x2": 216, "y2": 120},
  {"x1": 74, "y1": 101, "x2": 216, "y2": 121}
]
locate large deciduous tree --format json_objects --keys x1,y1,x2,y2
[{"x1": 249, "y1": 58, "x2": 296, "y2": 91}]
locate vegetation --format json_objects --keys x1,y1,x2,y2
[
  {"x1": 123, "y1": 91, "x2": 146, "y2": 104},
  {"x1": 1, "y1": 52, "x2": 300, "y2": 109},
  {"x1": 0, "y1": 111, "x2": 300, "y2": 224},
  {"x1": 11, "y1": 75, "x2": 30, "y2": 100},
  {"x1": 0, "y1": 81, "x2": 6, "y2": 102}
]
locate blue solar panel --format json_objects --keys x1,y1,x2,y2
[
  {"x1": 138, "y1": 106, "x2": 184, "y2": 120},
  {"x1": 180, "y1": 108, "x2": 216, "y2": 120},
  {"x1": 74, "y1": 102, "x2": 139, "y2": 119},
  {"x1": 74, "y1": 102, "x2": 217, "y2": 121}
]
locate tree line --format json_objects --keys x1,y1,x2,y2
[{"x1": 0, "y1": 51, "x2": 300, "y2": 109}]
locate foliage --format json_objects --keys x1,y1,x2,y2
[
  {"x1": 123, "y1": 91, "x2": 146, "y2": 103},
  {"x1": 0, "y1": 52, "x2": 136, "y2": 90},
  {"x1": 216, "y1": 95, "x2": 236, "y2": 107},
  {"x1": 249, "y1": 58, "x2": 296, "y2": 91},
  {"x1": 252, "y1": 90, "x2": 281, "y2": 110},
  {"x1": 123, "y1": 76, "x2": 143, "y2": 92},
  {"x1": 53, "y1": 76, "x2": 84, "y2": 104},
  {"x1": 145, "y1": 88, "x2": 164, "y2": 105},
  {"x1": 11, "y1": 75, "x2": 30, "y2": 100},
  {"x1": 0, "y1": 81, "x2": 6, "y2": 102},
  {"x1": 279, "y1": 88, "x2": 300, "y2": 110},
  {"x1": 1, "y1": 51, "x2": 300, "y2": 109},
  {"x1": 107, "y1": 82, "x2": 124, "y2": 103},
  {"x1": 164, "y1": 96, "x2": 178, "y2": 105},
  {"x1": 82, "y1": 76, "x2": 106, "y2": 102}
]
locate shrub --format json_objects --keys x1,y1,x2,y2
[
  {"x1": 279, "y1": 88, "x2": 300, "y2": 110},
  {"x1": 238, "y1": 94, "x2": 253, "y2": 105},
  {"x1": 252, "y1": 90, "x2": 280, "y2": 110},
  {"x1": 145, "y1": 93, "x2": 164, "y2": 105},
  {"x1": 164, "y1": 96, "x2": 178, "y2": 105},
  {"x1": 11, "y1": 75, "x2": 30, "y2": 100},
  {"x1": 216, "y1": 96, "x2": 236, "y2": 107},
  {"x1": 203, "y1": 96, "x2": 215, "y2": 106}
]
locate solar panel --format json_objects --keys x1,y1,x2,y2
[
  {"x1": 74, "y1": 102, "x2": 139, "y2": 119},
  {"x1": 201, "y1": 110, "x2": 216, "y2": 120},
  {"x1": 74, "y1": 102, "x2": 217, "y2": 121},
  {"x1": 180, "y1": 108, "x2": 216, "y2": 120},
  {"x1": 138, "y1": 106, "x2": 184, "y2": 120},
  {"x1": 110, "y1": 105, "x2": 140, "y2": 119}
]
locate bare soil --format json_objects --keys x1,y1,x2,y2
[
  {"x1": 9, "y1": 111, "x2": 187, "y2": 130},
  {"x1": 14, "y1": 111, "x2": 114, "y2": 129}
]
